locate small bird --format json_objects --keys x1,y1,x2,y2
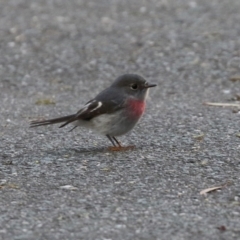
[{"x1": 30, "y1": 74, "x2": 156, "y2": 150}]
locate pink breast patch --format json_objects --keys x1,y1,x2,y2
[{"x1": 127, "y1": 99, "x2": 146, "y2": 119}]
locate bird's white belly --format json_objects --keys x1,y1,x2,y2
[{"x1": 74, "y1": 110, "x2": 140, "y2": 136}]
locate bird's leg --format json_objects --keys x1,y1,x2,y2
[
  {"x1": 112, "y1": 136, "x2": 122, "y2": 147},
  {"x1": 106, "y1": 135, "x2": 121, "y2": 151},
  {"x1": 107, "y1": 135, "x2": 135, "y2": 151},
  {"x1": 113, "y1": 136, "x2": 135, "y2": 150},
  {"x1": 106, "y1": 134, "x2": 117, "y2": 147}
]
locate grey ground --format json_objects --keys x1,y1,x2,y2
[{"x1": 0, "y1": 0, "x2": 240, "y2": 239}]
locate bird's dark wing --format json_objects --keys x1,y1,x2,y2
[
  {"x1": 30, "y1": 87, "x2": 125, "y2": 129},
  {"x1": 75, "y1": 87, "x2": 125, "y2": 121},
  {"x1": 59, "y1": 96, "x2": 124, "y2": 128}
]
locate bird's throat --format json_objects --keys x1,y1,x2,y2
[{"x1": 127, "y1": 99, "x2": 146, "y2": 119}]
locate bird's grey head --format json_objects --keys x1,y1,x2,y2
[{"x1": 110, "y1": 74, "x2": 156, "y2": 100}]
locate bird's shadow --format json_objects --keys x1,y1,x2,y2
[
  {"x1": 42, "y1": 146, "x2": 106, "y2": 157},
  {"x1": 69, "y1": 145, "x2": 141, "y2": 154},
  {"x1": 43, "y1": 144, "x2": 145, "y2": 157},
  {"x1": 70, "y1": 146, "x2": 107, "y2": 154}
]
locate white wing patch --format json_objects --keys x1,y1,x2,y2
[
  {"x1": 89, "y1": 101, "x2": 102, "y2": 112},
  {"x1": 75, "y1": 100, "x2": 103, "y2": 118},
  {"x1": 76, "y1": 101, "x2": 93, "y2": 116}
]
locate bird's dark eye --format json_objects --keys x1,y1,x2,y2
[{"x1": 130, "y1": 83, "x2": 138, "y2": 90}]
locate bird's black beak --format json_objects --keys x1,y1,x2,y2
[{"x1": 144, "y1": 83, "x2": 157, "y2": 88}]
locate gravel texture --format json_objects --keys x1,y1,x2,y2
[{"x1": 0, "y1": 0, "x2": 240, "y2": 239}]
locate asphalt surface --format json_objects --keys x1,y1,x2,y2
[{"x1": 1, "y1": 0, "x2": 240, "y2": 239}]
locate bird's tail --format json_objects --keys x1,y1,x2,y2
[{"x1": 30, "y1": 114, "x2": 77, "y2": 128}]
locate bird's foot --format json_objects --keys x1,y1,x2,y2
[{"x1": 107, "y1": 145, "x2": 135, "y2": 151}]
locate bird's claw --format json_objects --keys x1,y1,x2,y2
[{"x1": 107, "y1": 145, "x2": 135, "y2": 151}]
